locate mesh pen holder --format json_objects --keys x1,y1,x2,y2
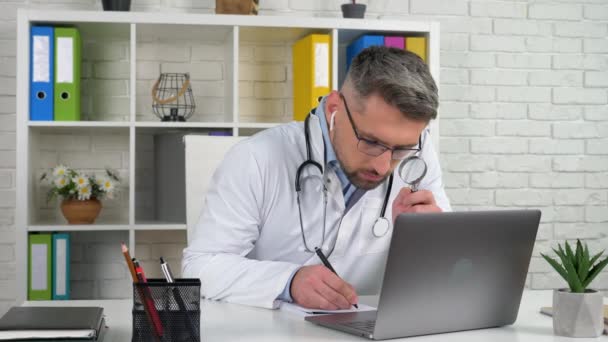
[{"x1": 132, "y1": 278, "x2": 201, "y2": 342}]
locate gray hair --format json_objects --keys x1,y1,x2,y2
[{"x1": 343, "y1": 45, "x2": 438, "y2": 122}]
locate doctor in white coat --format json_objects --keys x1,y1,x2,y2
[{"x1": 182, "y1": 46, "x2": 451, "y2": 310}]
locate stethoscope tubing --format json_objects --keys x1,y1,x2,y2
[{"x1": 296, "y1": 111, "x2": 394, "y2": 252}]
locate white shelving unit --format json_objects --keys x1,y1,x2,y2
[{"x1": 16, "y1": 9, "x2": 440, "y2": 303}]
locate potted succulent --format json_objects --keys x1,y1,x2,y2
[
  {"x1": 541, "y1": 240, "x2": 608, "y2": 338},
  {"x1": 341, "y1": 0, "x2": 366, "y2": 19},
  {"x1": 41, "y1": 165, "x2": 120, "y2": 224}
]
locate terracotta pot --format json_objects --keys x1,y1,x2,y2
[
  {"x1": 61, "y1": 198, "x2": 102, "y2": 224},
  {"x1": 216, "y1": 0, "x2": 258, "y2": 14}
]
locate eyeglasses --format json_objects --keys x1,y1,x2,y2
[{"x1": 340, "y1": 93, "x2": 422, "y2": 161}]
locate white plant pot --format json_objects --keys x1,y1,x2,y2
[{"x1": 553, "y1": 289, "x2": 604, "y2": 338}]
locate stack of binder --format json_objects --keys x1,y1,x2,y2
[
  {"x1": 28, "y1": 233, "x2": 70, "y2": 301},
  {"x1": 30, "y1": 26, "x2": 81, "y2": 121},
  {"x1": 0, "y1": 307, "x2": 106, "y2": 341},
  {"x1": 344, "y1": 34, "x2": 428, "y2": 72}
]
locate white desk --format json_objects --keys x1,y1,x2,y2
[{"x1": 23, "y1": 291, "x2": 606, "y2": 341}]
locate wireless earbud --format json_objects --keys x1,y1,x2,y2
[{"x1": 329, "y1": 111, "x2": 336, "y2": 131}]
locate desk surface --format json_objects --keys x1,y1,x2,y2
[{"x1": 24, "y1": 290, "x2": 606, "y2": 341}]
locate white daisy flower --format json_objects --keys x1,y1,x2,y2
[
  {"x1": 72, "y1": 175, "x2": 89, "y2": 189},
  {"x1": 77, "y1": 186, "x2": 92, "y2": 200},
  {"x1": 95, "y1": 177, "x2": 105, "y2": 187},
  {"x1": 53, "y1": 176, "x2": 68, "y2": 189},
  {"x1": 101, "y1": 178, "x2": 114, "y2": 193},
  {"x1": 52, "y1": 165, "x2": 68, "y2": 177}
]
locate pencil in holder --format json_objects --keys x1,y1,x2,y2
[{"x1": 132, "y1": 278, "x2": 201, "y2": 342}]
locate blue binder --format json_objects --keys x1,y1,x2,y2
[
  {"x1": 346, "y1": 35, "x2": 384, "y2": 72},
  {"x1": 52, "y1": 233, "x2": 70, "y2": 300},
  {"x1": 30, "y1": 26, "x2": 54, "y2": 121}
]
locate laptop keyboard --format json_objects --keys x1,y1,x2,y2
[{"x1": 338, "y1": 320, "x2": 376, "y2": 333}]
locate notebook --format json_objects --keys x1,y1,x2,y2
[
  {"x1": 0, "y1": 307, "x2": 105, "y2": 341},
  {"x1": 280, "y1": 302, "x2": 376, "y2": 318}
]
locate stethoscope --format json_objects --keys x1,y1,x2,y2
[{"x1": 295, "y1": 110, "x2": 394, "y2": 255}]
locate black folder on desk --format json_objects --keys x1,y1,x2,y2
[{"x1": 0, "y1": 306, "x2": 106, "y2": 341}]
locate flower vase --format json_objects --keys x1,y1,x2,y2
[{"x1": 61, "y1": 198, "x2": 102, "y2": 224}]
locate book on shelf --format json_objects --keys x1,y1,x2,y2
[
  {"x1": 29, "y1": 26, "x2": 55, "y2": 121},
  {"x1": 384, "y1": 36, "x2": 404, "y2": 49},
  {"x1": 27, "y1": 233, "x2": 52, "y2": 301},
  {"x1": 405, "y1": 36, "x2": 427, "y2": 62},
  {"x1": 345, "y1": 34, "x2": 383, "y2": 72},
  {"x1": 28, "y1": 232, "x2": 71, "y2": 301},
  {"x1": 54, "y1": 27, "x2": 81, "y2": 121},
  {"x1": 292, "y1": 33, "x2": 331, "y2": 121},
  {"x1": 52, "y1": 233, "x2": 70, "y2": 300}
]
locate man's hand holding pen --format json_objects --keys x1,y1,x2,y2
[{"x1": 290, "y1": 264, "x2": 359, "y2": 310}]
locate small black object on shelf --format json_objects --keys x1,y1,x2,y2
[
  {"x1": 102, "y1": 0, "x2": 131, "y2": 11},
  {"x1": 341, "y1": 1, "x2": 366, "y2": 18},
  {"x1": 152, "y1": 73, "x2": 196, "y2": 122}
]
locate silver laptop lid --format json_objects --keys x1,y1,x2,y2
[{"x1": 373, "y1": 210, "x2": 541, "y2": 340}]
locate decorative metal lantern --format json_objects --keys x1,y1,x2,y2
[{"x1": 151, "y1": 73, "x2": 195, "y2": 122}]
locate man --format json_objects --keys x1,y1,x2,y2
[{"x1": 182, "y1": 46, "x2": 451, "y2": 310}]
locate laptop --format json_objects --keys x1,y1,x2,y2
[{"x1": 306, "y1": 210, "x2": 541, "y2": 340}]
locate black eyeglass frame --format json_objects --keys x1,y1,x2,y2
[{"x1": 339, "y1": 93, "x2": 422, "y2": 161}]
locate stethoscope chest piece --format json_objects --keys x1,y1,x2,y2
[{"x1": 372, "y1": 217, "x2": 390, "y2": 238}]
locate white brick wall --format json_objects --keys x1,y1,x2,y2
[{"x1": 0, "y1": 0, "x2": 606, "y2": 314}]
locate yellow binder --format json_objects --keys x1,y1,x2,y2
[
  {"x1": 406, "y1": 37, "x2": 427, "y2": 63},
  {"x1": 292, "y1": 34, "x2": 331, "y2": 121}
]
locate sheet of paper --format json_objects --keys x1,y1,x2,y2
[{"x1": 280, "y1": 302, "x2": 376, "y2": 318}]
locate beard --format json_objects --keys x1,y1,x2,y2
[
  {"x1": 334, "y1": 141, "x2": 391, "y2": 190},
  {"x1": 344, "y1": 167, "x2": 390, "y2": 190},
  {"x1": 331, "y1": 124, "x2": 391, "y2": 190}
]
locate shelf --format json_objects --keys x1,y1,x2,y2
[
  {"x1": 135, "y1": 122, "x2": 234, "y2": 128},
  {"x1": 27, "y1": 121, "x2": 273, "y2": 129},
  {"x1": 238, "y1": 122, "x2": 283, "y2": 129},
  {"x1": 133, "y1": 223, "x2": 186, "y2": 230},
  {"x1": 27, "y1": 223, "x2": 187, "y2": 231},
  {"x1": 25, "y1": 10, "x2": 433, "y2": 32},
  {"x1": 28, "y1": 224, "x2": 131, "y2": 232},
  {"x1": 17, "y1": 8, "x2": 440, "y2": 302},
  {"x1": 28, "y1": 121, "x2": 130, "y2": 128}
]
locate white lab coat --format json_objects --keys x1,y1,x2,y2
[{"x1": 182, "y1": 114, "x2": 451, "y2": 309}]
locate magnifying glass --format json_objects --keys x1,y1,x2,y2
[{"x1": 397, "y1": 156, "x2": 428, "y2": 192}]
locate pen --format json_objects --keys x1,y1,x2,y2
[
  {"x1": 315, "y1": 247, "x2": 359, "y2": 309},
  {"x1": 122, "y1": 249, "x2": 160, "y2": 342},
  {"x1": 160, "y1": 257, "x2": 174, "y2": 283},
  {"x1": 160, "y1": 257, "x2": 197, "y2": 339},
  {"x1": 133, "y1": 258, "x2": 164, "y2": 338}
]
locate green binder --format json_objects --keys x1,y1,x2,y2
[
  {"x1": 28, "y1": 233, "x2": 52, "y2": 300},
  {"x1": 54, "y1": 27, "x2": 81, "y2": 121}
]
